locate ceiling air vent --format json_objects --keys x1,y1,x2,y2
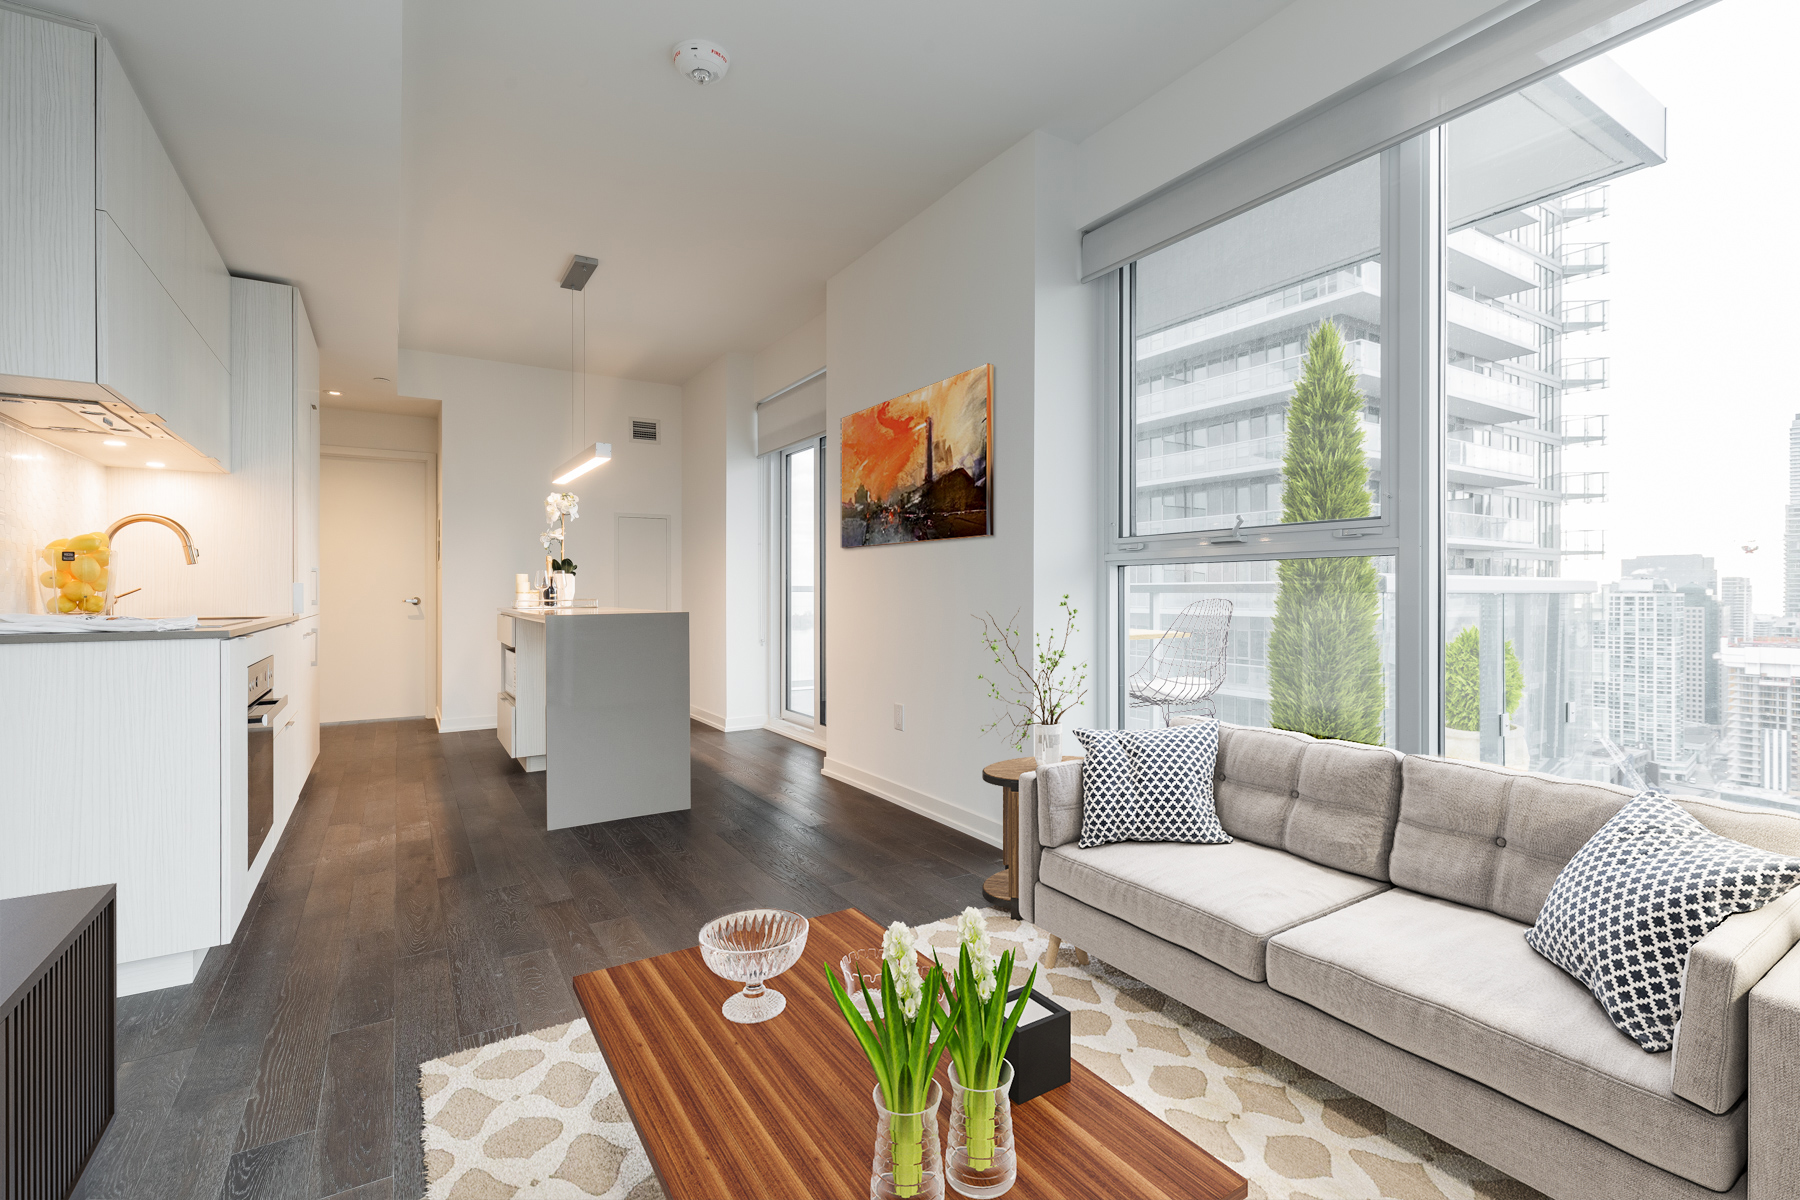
[{"x1": 631, "y1": 419, "x2": 660, "y2": 444}]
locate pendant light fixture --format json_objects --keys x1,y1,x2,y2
[{"x1": 553, "y1": 254, "x2": 612, "y2": 485}]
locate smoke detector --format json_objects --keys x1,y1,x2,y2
[{"x1": 672, "y1": 39, "x2": 729, "y2": 86}]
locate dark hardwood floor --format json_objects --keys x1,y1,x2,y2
[{"x1": 72, "y1": 720, "x2": 1002, "y2": 1200}]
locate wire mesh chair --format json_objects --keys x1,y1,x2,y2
[{"x1": 1127, "y1": 598, "x2": 1233, "y2": 724}]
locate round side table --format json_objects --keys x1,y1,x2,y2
[{"x1": 981, "y1": 756, "x2": 1081, "y2": 916}]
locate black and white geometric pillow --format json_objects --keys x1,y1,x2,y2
[
  {"x1": 1073, "y1": 721, "x2": 1229, "y2": 849},
  {"x1": 1525, "y1": 790, "x2": 1800, "y2": 1052}
]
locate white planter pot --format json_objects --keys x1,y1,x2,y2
[
  {"x1": 554, "y1": 572, "x2": 577, "y2": 603},
  {"x1": 1032, "y1": 723, "x2": 1063, "y2": 770},
  {"x1": 1444, "y1": 727, "x2": 1481, "y2": 762}
]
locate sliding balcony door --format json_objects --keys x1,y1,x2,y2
[{"x1": 781, "y1": 437, "x2": 825, "y2": 727}]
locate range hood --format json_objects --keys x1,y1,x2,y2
[{"x1": 0, "y1": 393, "x2": 220, "y2": 473}]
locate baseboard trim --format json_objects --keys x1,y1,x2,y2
[
  {"x1": 436, "y1": 715, "x2": 499, "y2": 734},
  {"x1": 764, "y1": 720, "x2": 826, "y2": 751},
  {"x1": 821, "y1": 757, "x2": 1002, "y2": 848},
  {"x1": 118, "y1": 948, "x2": 205, "y2": 997},
  {"x1": 690, "y1": 706, "x2": 765, "y2": 733}
]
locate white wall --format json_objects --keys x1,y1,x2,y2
[
  {"x1": 753, "y1": 311, "x2": 826, "y2": 401},
  {"x1": 321, "y1": 408, "x2": 438, "y2": 455},
  {"x1": 1073, "y1": 0, "x2": 1526, "y2": 226},
  {"x1": 0, "y1": 424, "x2": 108, "y2": 614},
  {"x1": 399, "y1": 349, "x2": 683, "y2": 731},
  {"x1": 682, "y1": 352, "x2": 765, "y2": 731},
  {"x1": 821, "y1": 131, "x2": 1099, "y2": 845}
]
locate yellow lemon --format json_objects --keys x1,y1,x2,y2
[
  {"x1": 88, "y1": 531, "x2": 109, "y2": 548},
  {"x1": 68, "y1": 533, "x2": 102, "y2": 553},
  {"x1": 79, "y1": 595, "x2": 105, "y2": 613},
  {"x1": 71, "y1": 556, "x2": 101, "y2": 585},
  {"x1": 91, "y1": 548, "x2": 110, "y2": 566},
  {"x1": 61, "y1": 580, "x2": 93, "y2": 601},
  {"x1": 92, "y1": 568, "x2": 109, "y2": 591},
  {"x1": 40, "y1": 539, "x2": 68, "y2": 565},
  {"x1": 39, "y1": 569, "x2": 57, "y2": 589},
  {"x1": 55, "y1": 596, "x2": 78, "y2": 613},
  {"x1": 55, "y1": 568, "x2": 74, "y2": 588}
]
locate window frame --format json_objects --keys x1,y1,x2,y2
[{"x1": 774, "y1": 434, "x2": 827, "y2": 731}]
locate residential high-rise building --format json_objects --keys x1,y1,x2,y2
[
  {"x1": 1621, "y1": 554, "x2": 1716, "y2": 592},
  {"x1": 1787, "y1": 415, "x2": 1800, "y2": 616},
  {"x1": 1723, "y1": 642, "x2": 1800, "y2": 797},
  {"x1": 1679, "y1": 600, "x2": 1722, "y2": 726},
  {"x1": 1722, "y1": 576, "x2": 1753, "y2": 641},
  {"x1": 1598, "y1": 579, "x2": 1684, "y2": 766}
]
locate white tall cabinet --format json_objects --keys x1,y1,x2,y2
[{"x1": 0, "y1": 5, "x2": 230, "y2": 470}]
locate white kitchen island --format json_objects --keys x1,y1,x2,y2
[{"x1": 497, "y1": 607, "x2": 690, "y2": 829}]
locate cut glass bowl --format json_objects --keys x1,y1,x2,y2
[{"x1": 699, "y1": 909, "x2": 809, "y2": 1023}]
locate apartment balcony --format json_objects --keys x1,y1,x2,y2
[
  {"x1": 1561, "y1": 299, "x2": 1608, "y2": 332},
  {"x1": 1134, "y1": 339, "x2": 1380, "y2": 429},
  {"x1": 1447, "y1": 362, "x2": 1537, "y2": 424},
  {"x1": 1562, "y1": 357, "x2": 1609, "y2": 391},
  {"x1": 1553, "y1": 187, "x2": 1609, "y2": 224},
  {"x1": 1560, "y1": 529, "x2": 1606, "y2": 556},
  {"x1": 1135, "y1": 421, "x2": 1379, "y2": 488},
  {"x1": 1445, "y1": 436, "x2": 1534, "y2": 486},
  {"x1": 1447, "y1": 291, "x2": 1539, "y2": 361},
  {"x1": 1446, "y1": 511, "x2": 1538, "y2": 547},
  {"x1": 1134, "y1": 264, "x2": 1382, "y2": 368},
  {"x1": 1558, "y1": 414, "x2": 1606, "y2": 445},
  {"x1": 1561, "y1": 242, "x2": 1608, "y2": 277},
  {"x1": 1447, "y1": 228, "x2": 1539, "y2": 297},
  {"x1": 1556, "y1": 471, "x2": 1609, "y2": 502}
]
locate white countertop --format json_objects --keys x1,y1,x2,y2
[
  {"x1": 501, "y1": 606, "x2": 677, "y2": 623},
  {"x1": 0, "y1": 614, "x2": 302, "y2": 645}
]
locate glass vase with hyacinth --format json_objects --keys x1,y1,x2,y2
[
  {"x1": 825, "y1": 921, "x2": 956, "y2": 1200},
  {"x1": 936, "y1": 908, "x2": 1037, "y2": 1197}
]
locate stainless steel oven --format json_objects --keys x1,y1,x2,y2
[{"x1": 247, "y1": 655, "x2": 286, "y2": 865}]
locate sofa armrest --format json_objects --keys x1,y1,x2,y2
[
  {"x1": 1749, "y1": 937, "x2": 1800, "y2": 1200},
  {"x1": 1676, "y1": 888, "x2": 1800, "y2": 1113},
  {"x1": 1015, "y1": 760, "x2": 1085, "y2": 925}
]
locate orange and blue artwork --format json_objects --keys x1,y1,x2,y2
[{"x1": 840, "y1": 364, "x2": 992, "y2": 547}]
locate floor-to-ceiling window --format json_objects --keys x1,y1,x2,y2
[
  {"x1": 781, "y1": 437, "x2": 825, "y2": 725},
  {"x1": 1103, "y1": 0, "x2": 1800, "y2": 812}
]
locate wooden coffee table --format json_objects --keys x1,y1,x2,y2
[{"x1": 574, "y1": 908, "x2": 1247, "y2": 1200}]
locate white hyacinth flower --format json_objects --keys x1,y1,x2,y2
[
  {"x1": 958, "y1": 907, "x2": 998, "y2": 999},
  {"x1": 883, "y1": 921, "x2": 923, "y2": 1018}
]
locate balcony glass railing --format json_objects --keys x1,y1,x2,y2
[
  {"x1": 1446, "y1": 291, "x2": 1538, "y2": 355},
  {"x1": 1137, "y1": 421, "x2": 1380, "y2": 485},
  {"x1": 1136, "y1": 340, "x2": 1378, "y2": 423},
  {"x1": 1135, "y1": 263, "x2": 1381, "y2": 361},
  {"x1": 1445, "y1": 363, "x2": 1535, "y2": 414},
  {"x1": 1445, "y1": 437, "x2": 1533, "y2": 478},
  {"x1": 1446, "y1": 512, "x2": 1537, "y2": 545},
  {"x1": 1448, "y1": 228, "x2": 1538, "y2": 285}
]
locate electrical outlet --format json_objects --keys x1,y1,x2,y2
[{"x1": 894, "y1": 704, "x2": 905, "y2": 731}]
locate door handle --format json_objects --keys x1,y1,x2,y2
[{"x1": 404, "y1": 597, "x2": 421, "y2": 605}]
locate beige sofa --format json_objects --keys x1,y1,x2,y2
[{"x1": 1016, "y1": 723, "x2": 1800, "y2": 1200}]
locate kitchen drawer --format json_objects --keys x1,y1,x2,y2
[
  {"x1": 497, "y1": 691, "x2": 516, "y2": 757},
  {"x1": 502, "y1": 645, "x2": 517, "y2": 697},
  {"x1": 498, "y1": 613, "x2": 514, "y2": 648}
]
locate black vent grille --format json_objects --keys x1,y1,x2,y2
[
  {"x1": 631, "y1": 419, "x2": 659, "y2": 443},
  {"x1": 3, "y1": 900, "x2": 114, "y2": 1200}
]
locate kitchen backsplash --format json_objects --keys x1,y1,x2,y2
[{"x1": 0, "y1": 422, "x2": 109, "y2": 614}]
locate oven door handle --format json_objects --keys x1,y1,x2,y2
[{"x1": 249, "y1": 695, "x2": 289, "y2": 727}]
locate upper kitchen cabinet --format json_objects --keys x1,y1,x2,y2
[{"x1": 0, "y1": 8, "x2": 230, "y2": 472}]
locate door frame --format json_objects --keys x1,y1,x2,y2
[
  {"x1": 319, "y1": 444, "x2": 440, "y2": 722},
  {"x1": 764, "y1": 435, "x2": 826, "y2": 743}
]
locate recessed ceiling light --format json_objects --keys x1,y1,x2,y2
[
  {"x1": 103, "y1": 439, "x2": 127, "y2": 446},
  {"x1": 146, "y1": 461, "x2": 165, "y2": 469},
  {"x1": 327, "y1": 390, "x2": 341, "y2": 396}
]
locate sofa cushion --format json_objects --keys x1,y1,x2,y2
[
  {"x1": 1527, "y1": 790, "x2": 1800, "y2": 1053},
  {"x1": 1392, "y1": 757, "x2": 1800, "y2": 926},
  {"x1": 1038, "y1": 839, "x2": 1386, "y2": 982},
  {"x1": 1210, "y1": 725, "x2": 1403, "y2": 881},
  {"x1": 1390, "y1": 756, "x2": 1635, "y2": 924},
  {"x1": 1035, "y1": 759, "x2": 1086, "y2": 848},
  {"x1": 1266, "y1": 888, "x2": 1745, "y2": 1191},
  {"x1": 1073, "y1": 723, "x2": 1229, "y2": 848}
]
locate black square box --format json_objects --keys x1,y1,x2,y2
[{"x1": 1002, "y1": 986, "x2": 1071, "y2": 1104}]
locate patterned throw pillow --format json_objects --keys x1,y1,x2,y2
[
  {"x1": 1072, "y1": 721, "x2": 1230, "y2": 849},
  {"x1": 1526, "y1": 790, "x2": 1800, "y2": 1052}
]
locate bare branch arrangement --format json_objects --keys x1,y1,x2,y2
[{"x1": 976, "y1": 595, "x2": 1089, "y2": 750}]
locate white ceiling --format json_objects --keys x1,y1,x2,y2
[{"x1": 31, "y1": 1, "x2": 1289, "y2": 397}]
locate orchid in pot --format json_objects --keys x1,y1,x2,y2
[
  {"x1": 826, "y1": 922, "x2": 956, "y2": 1200},
  {"x1": 935, "y1": 908, "x2": 1037, "y2": 1197}
]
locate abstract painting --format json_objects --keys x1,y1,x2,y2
[{"x1": 840, "y1": 364, "x2": 992, "y2": 547}]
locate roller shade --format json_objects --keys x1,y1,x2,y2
[
  {"x1": 1080, "y1": 0, "x2": 1705, "y2": 281},
  {"x1": 756, "y1": 371, "x2": 826, "y2": 456}
]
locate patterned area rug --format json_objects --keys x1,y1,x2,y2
[{"x1": 419, "y1": 909, "x2": 1548, "y2": 1199}]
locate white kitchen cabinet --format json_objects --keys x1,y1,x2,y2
[
  {"x1": 294, "y1": 293, "x2": 321, "y2": 614},
  {"x1": 0, "y1": 7, "x2": 95, "y2": 389},
  {"x1": 0, "y1": 8, "x2": 229, "y2": 471}
]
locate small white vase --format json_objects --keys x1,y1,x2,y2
[
  {"x1": 554, "y1": 572, "x2": 576, "y2": 604},
  {"x1": 1031, "y1": 723, "x2": 1063, "y2": 770}
]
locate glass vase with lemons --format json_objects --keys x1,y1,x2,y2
[{"x1": 39, "y1": 531, "x2": 112, "y2": 614}]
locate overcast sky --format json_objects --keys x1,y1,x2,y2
[{"x1": 1555, "y1": 0, "x2": 1800, "y2": 613}]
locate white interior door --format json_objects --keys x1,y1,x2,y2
[
  {"x1": 320, "y1": 451, "x2": 434, "y2": 721},
  {"x1": 616, "y1": 514, "x2": 670, "y2": 610}
]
